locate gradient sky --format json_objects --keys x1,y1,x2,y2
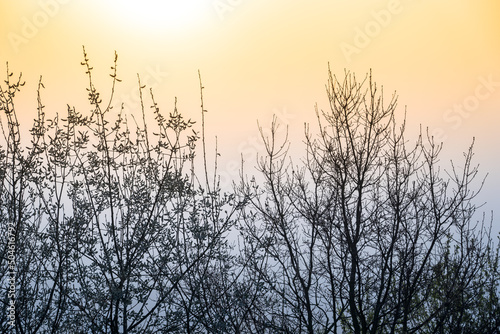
[{"x1": 1, "y1": 0, "x2": 499, "y2": 228}]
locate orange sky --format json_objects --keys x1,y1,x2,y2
[{"x1": 1, "y1": 0, "x2": 499, "y2": 221}]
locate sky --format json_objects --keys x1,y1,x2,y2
[{"x1": 1, "y1": 0, "x2": 499, "y2": 230}]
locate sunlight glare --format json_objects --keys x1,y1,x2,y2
[{"x1": 107, "y1": 0, "x2": 211, "y2": 31}]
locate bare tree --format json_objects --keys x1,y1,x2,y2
[
  {"x1": 0, "y1": 50, "x2": 243, "y2": 333},
  {"x1": 59, "y1": 49, "x2": 242, "y2": 333},
  {"x1": 1, "y1": 54, "x2": 498, "y2": 333},
  {"x1": 237, "y1": 67, "x2": 499, "y2": 333},
  {"x1": 0, "y1": 65, "x2": 77, "y2": 333}
]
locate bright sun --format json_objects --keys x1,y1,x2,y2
[{"x1": 106, "y1": 0, "x2": 211, "y2": 31}]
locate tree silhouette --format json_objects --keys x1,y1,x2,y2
[
  {"x1": 0, "y1": 49, "x2": 242, "y2": 333},
  {"x1": 0, "y1": 53, "x2": 498, "y2": 333},
  {"x1": 236, "y1": 67, "x2": 500, "y2": 333}
]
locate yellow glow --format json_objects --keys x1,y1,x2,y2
[
  {"x1": 104, "y1": 0, "x2": 210, "y2": 31},
  {"x1": 0, "y1": 0, "x2": 498, "y2": 213}
]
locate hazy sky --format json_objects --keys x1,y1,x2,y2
[{"x1": 1, "y1": 0, "x2": 499, "y2": 226}]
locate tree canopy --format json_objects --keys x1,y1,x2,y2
[{"x1": 1, "y1": 51, "x2": 498, "y2": 333}]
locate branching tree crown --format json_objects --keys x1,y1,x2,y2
[
  {"x1": 236, "y1": 67, "x2": 499, "y2": 334},
  {"x1": 0, "y1": 53, "x2": 498, "y2": 333}
]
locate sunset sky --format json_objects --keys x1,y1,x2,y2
[{"x1": 1, "y1": 0, "x2": 499, "y2": 227}]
